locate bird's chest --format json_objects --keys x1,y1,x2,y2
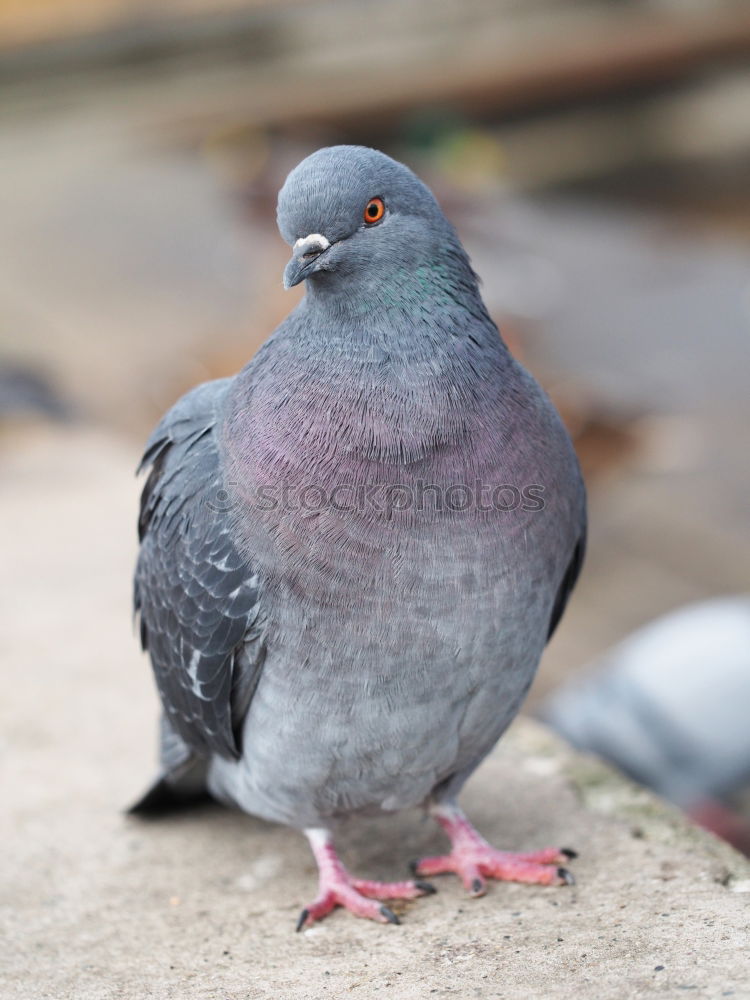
[
  {"x1": 223, "y1": 356, "x2": 578, "y2": 667},
  {"x1": 242, "y1": 445, "x2": 559, "y2": 676}
]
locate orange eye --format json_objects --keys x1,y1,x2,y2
[{"x1": 364, "y1": 197, "x2": 385, "y2": 224}]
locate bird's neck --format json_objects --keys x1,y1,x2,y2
[{"x1": 302, "y1": 243, "x2": 488, "y2": 338}]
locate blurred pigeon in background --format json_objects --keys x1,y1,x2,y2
[
  {"x1": 541, "y1": 596, "x2": 750, "y2": 855},
  {"x1": 130, "y1": 146, "x2": 586, "y2": 928}
]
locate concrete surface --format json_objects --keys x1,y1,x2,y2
[{"x1": 2, "y1": 425, "x2": 750, "y2": 1000}]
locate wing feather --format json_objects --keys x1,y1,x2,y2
[{"x1": 134, "y1": 378, "x2": 264, "y2": 761}]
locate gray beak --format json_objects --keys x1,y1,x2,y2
[{"x1": 283, "y1": 233, "x2": 331, "y2": 289}]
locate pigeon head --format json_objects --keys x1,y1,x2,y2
[{"x1": 277, "y1": 146, "x2": 462, "y2": 297}]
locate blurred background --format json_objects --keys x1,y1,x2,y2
[{"x1": 2, "y1": 0, "x2": 749, "y2": 848}]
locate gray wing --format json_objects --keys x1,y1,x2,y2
[{"x1": 134, "y1": 378, "x2": 265, "y2": 762}]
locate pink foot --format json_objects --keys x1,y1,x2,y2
[
  {"x1": 297, "y1": 829, "x2": 436, "y2": 930},
  {"x1": 413, "y1": 803, "x2": 577, "y2": 897}
]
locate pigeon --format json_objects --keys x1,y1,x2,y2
[
  {"x1": 541, "y1": 596, "x2": 750, "y2": 854},
  {"x1": 130, "y1": 145, "x2": 587, "y2": 928}
]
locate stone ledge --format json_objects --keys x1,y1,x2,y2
[{"x1": 3, "y1": 427, "x2": 749, "y2": 1000}]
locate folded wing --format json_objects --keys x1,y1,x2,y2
[{"x1": 134, "y1": 378, "x2": 265, "y2": 762}]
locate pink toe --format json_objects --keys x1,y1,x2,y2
[
  {"x1": 412, "y1": 854, "x2": 456, "y2": 877},
  {"x1": 298, "y1": 892, "x2": 336, "y2": 929},
  {"x1": 478, "y1": 851, "x2": 568, "y2": 885},
  {"x1": 507, "y1": 848, "x2": 569, "y2": 865},
  {"x1": 462, "y1": 865, "x2": 486, "y2": 896},
  {"x1": 336, "y1": 884, "x2": 393, "y2": 921},
  {"x1": 350, "y1": 878, "x2": 429, "y2": 900}
]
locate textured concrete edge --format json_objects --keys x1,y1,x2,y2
[{"x1": 513, "y1": 717, "x2": 750, "y2": 881}]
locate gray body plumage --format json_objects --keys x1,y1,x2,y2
[{"x1": 133, "y1": 146, "x2": 586, "y2": 830}]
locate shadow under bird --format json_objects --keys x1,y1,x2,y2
[{"x1": 130, "y1": 146, "x2": 586, "y2": 928}]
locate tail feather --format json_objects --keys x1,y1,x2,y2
[
  {"x1": 128, "y1": 714, "x2": 212, "y2": 816},
  {"x1": 127, "y1": 773, "x2": 213, "y2": 816}
]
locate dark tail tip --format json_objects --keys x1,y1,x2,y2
[{"x1": 126, "y1": 777, "x2": 213, "y2": 818}]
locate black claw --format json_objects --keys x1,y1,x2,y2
[
  {"x1": 408, "y1": 858, "x2": 421, "y2": 875},
  {"x1": 557, "y1": 867, "x2": 576, "y2": 886},
  {"x1": 414, "y1": 880, "x2": 437, "y2": 895},
  {"x1": 380, "y1": 905, "x2": 401, "y2": 925},
  {"x1": 471, "y1": 877, "x2": 484, "y2": 895},
  {"x1": 295, "y1": 908, "x2": 309, "y2": 932},
  {"x1": 560, "y1": 847, "x2": 578, "y2": 860}
]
